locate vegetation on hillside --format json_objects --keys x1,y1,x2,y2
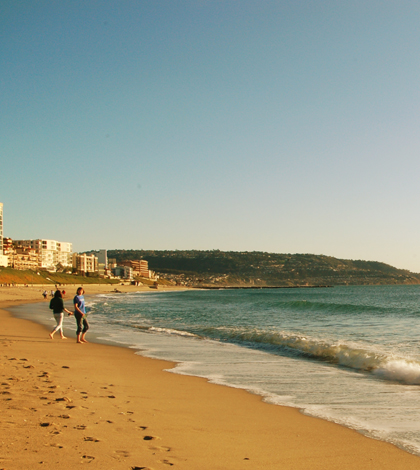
[{"x1": 107, "y1": 250, "x2": 420, "y2": 287}]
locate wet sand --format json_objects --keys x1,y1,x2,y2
[{"x1": 1, "y1": 285, "x2": 420, "y2": 469}]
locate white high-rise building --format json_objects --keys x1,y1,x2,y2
[
  {"x1": 15, "y1": 239, "x2": 73, "y2": 271},
  {"x1": 0, "y1": 202, "x2": 3, "y2": 253},
  {"x1": 0, "y1": 203, "x2": 7, "y2": 267}
]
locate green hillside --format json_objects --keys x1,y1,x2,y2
[
  {"x1": 0, "y1": 268, "x2": 119, "y2": 286},
  {"x1": 107, "y1": 250, "x2": 420, "y2": 287}
]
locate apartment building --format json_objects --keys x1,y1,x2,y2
[
  {"x1": 108, "y1": 258, "x2": 117, "y2": 269},
  {"x1": 16, "y1": 239, "x2": 73, "y2": 271},
  {"x1": 0, "y1": 203, "x2": 9, "y2": 267},
  {"x1": 97, "y1": 249, "x2": 108, "y2": 268},
  {"x1": 112, "y1": 265, "x2": 133, "y2": 279},
  {"x1": 0, "y1": 203, "x2": 73, "y2": 270},
  {"x1": 0, "y1": 203, "x2": 3, "y2": 254},
  {"x1": 2, "y1": 238, "x2": 37, "y2": 270},
  {"x1": 56, "y1": 241, "x2": 73, "y2": 266},
  {"x1": 118, "y1": 259, "x2": 150, "y2": 278},
  {"x1": 72, "y1": 253, "x2": 98, "y2": 273},
  {"x1": 84, "y1": 249, "x2": 108, "y2": 276},
  {"x1": 11, "y1": 247, "x2": 39, "y2": 270}
]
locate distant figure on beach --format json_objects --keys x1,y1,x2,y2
[
  {"x1": 73, "y1": 287, "x2": 89, "y2": 344},
  {"x1": 62, "y1": 289, "x2": 66, "y2": 296},
  {"x1": 50, "y1": 290, "x2": 54, "y2": 297},
  {"x1": 42, "y1": 290, "x2": 48, "y2": 299},
  {"x1": 49, "y1": 290, "x2": 72, "y2": 340}
]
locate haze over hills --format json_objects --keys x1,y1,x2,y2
[{"x1": 107, "y1": 250, "x2": 420, "y2": 287}]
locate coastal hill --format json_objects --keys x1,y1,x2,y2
[{"x1": 107, "y1": 250, "x2": 420, "y2": 287}]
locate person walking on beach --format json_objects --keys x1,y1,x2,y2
[
  {"x1": 73, "y1": 287, "x2": 89, "y2": 343},
  {"x1": 42, "y1": 290, "x2": 48, "y2": 299},
  {"x1": 49, "y1": 290, "x2": 73, "y2": 339}
]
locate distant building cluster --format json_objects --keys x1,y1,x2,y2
[
  {"x1": 0, "y1": 202, "x2": 154, "y2": 280},
  {"x1": 118, "y1": 259, "x2": 150, "y2": 278},
  {"x1": 0, "y1": 203, "x2": 7, "y2": 268}
]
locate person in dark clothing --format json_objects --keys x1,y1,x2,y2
[{"x1": 49, "y1": 290, "x2": 72, "y2": 339}]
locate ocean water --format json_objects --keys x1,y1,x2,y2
[{"x1": 10, "y1": 285, "x2": 420, "y2": 456}]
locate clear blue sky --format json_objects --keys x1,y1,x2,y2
[{"x1": 2, "y1": 1, "x2": 420, "y2": 271}]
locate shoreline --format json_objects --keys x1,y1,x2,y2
[{"x1": 1, "y1": 287, "x2": 420, "y2": 469}]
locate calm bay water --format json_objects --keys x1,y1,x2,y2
[{"x1": 11, "y1": 285, "x2": 420, "y2": 455}]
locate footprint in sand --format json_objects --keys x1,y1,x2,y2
[
  {"x1": 159, "y1": 459, "x2": 174, "y2": 466},
  {"x1": 143, "y1": 436, "x2": 159, "y2": 441},
  {"x1": 47, "y1": 443, "x2": 64, "y2": 448},
  {"x1": 55, "y1": 397, "x2": 72, "y2": 403},
  {"x1": 74, "y1": 425, "x2": 87, "y2": 430},
  {"x1": 115, "y1": 450, "x2": 130, "y2": 458},
  {"x1": 150, "y1": 445, "x2": 171, "y2": 453},
  {"x1": 81, "y1": 455, "x2": 95, "y2": 461},
  {"x1": 84, "y1": 436, "x2": 100, "y2": 442}
]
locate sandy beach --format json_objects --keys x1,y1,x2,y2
[{"x1": 1, "y1": 285, "x2": 420, "y2": 469}]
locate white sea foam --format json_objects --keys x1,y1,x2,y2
[
  {"x1": 373, "y1": 359, "x2": 420, "y2": 384},
  {"x1": 198, "y1": 325, "x2": 420, "y2": 384},
  {"x1": 149, "y1": 327, "x2": 199, "y2": 338}
]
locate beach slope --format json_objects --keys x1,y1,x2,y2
[{"x1": 1, "y1": 286, "x2": 419, "y2": 469}]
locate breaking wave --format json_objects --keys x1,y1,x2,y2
[
  {"x1": 129, "y1": 322, "x2": 420, "y2": 385},
  {"x1": 202, "y1": 326, "x2": 420, "y2": 384}
]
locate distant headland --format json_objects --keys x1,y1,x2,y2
[{"x1": 108, "y1": 250, "x2": 420, "y2": 288}]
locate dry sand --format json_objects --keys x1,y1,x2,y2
[{"x1": 1, "y1": 285, "x2": 420, "y2": 469}]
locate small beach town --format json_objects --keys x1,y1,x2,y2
[{"x1": 0, "y1": 202, "x2": 159, "y2": 286}]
